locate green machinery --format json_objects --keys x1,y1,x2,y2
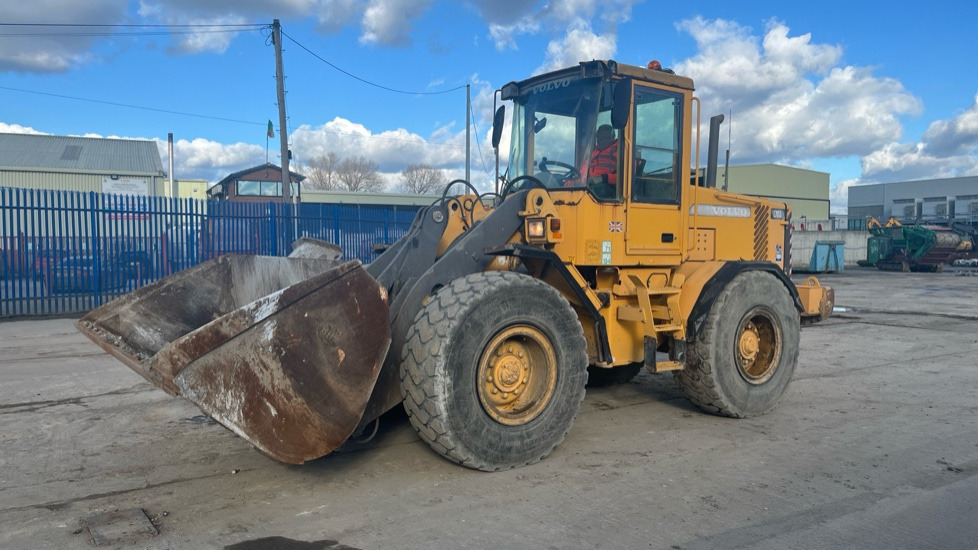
[{"x1": 860, "y1": 218, "x2": 974, "y2": 272}]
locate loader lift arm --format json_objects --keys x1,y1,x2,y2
[{"x1": 354, "y1": 190, "x2": 534, "y2": 431}]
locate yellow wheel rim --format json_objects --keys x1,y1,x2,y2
[
  {"x1": 735, "y1": 308, "x2": 781, "y2": 385},
  {"x1": 477, "y1": 325, "x2": 557, "y2": 426}
]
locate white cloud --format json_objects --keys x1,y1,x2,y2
[
  {"x1": 488, "y1": 17, "x2": 540, "y2": 51},
  {"x1": 170, "y1": 15, "x2": 250, "y2": 54},
  {"x1": 674, "y1": 18, "x2": 920, "y2": 164},
  {"x1": 314, "y1": 0, "x2": 360, "y2": 32},
  {"x1": 535, "y1": 25, "x2": 616, "y2": 74},
  {"x1": 922, "y1": 94, "x2": 978, "y2": 157},
  {"x1": 290, "y1": 115, "x2": 501, "y2": 190},
  {"x1": 466, "y1": 0, "x2": 539, "y2": 27},
  {"x1": 288, "y1": 116, "x2": 498, "y2": 187},
  {"x1": 0, "y1": 0, "x2": 634, "y2": 77},
  {"x1": 0, "y1": 0, "x2": 126, "y2": 72},
  {"x1": 0, "y1": 123, "x2": 46, "y2": 135},
  {"x1": 482, "y1": 0, "x2": 638, "y2": 52},
  {"x1": 157, "y1": 137, "x2": 267, "y2": 182},
  {"x1": 359, "y1": 0, "x2": 433, "y2": 46},
  {"x1": 135, "y1": 0, "x2": 318, "y2": 54},
  {"x1": 838, "y1": 93, "x2": 978, "y2": 184},
  {"x1": 829, "y1": 178, "x2": 860, "y2": 214},
  {"x1": 138, "y1": 0, "x2": 434, "y2": 50},
  {"x1": 860, "y1": 141, "x2": 978, "y2": 182}
]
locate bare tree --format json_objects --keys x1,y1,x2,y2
[
  {"x1": 305, "y1": 152, "x2": 340, "y2": 190},
  {"x1": 398, "y1": 163, "x2": 446, "y2": 194},
  {"x1": 336, "y1": 156, "x2": 385, "y2": 192}
]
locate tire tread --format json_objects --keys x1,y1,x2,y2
[{"x1": 399, "y1": 271, "x2": 587, "y2": 471}]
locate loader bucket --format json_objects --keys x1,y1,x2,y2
[{"x1": 77, "y1": 254, "x2": 391, "y2": 464}]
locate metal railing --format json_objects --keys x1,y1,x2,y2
[{"x1": 0, "y1": 187, "x2": 420, "y2": 318}]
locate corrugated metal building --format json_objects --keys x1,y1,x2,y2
[
  {"x1": 847, "y1": 176, "x2": 978, "y2": 224},
  {"x1": 169, "y1": 179, "x2": 210, "y2": 201},
  {"x1": 302, "y1": 189, "x2": 435, "y2": 207},
  {"x1": 0, "y1": 133, "x2": 165, "y2": 195},
  {"x1": 720, "y1": 164, "x2": 830, "y2": 221}
]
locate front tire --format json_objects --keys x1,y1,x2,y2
[
  {"x1": 400, "y1": 271, "x2": 588, "y2": 471},
  {"x1": 674, "y1": 270, "x2": 800, "y2": 418}
]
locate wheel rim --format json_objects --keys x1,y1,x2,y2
[
  {"x1": 735, "y1": 307, "x2": 782, "y2": 385},
  {"x1": 477, "y1": 325, "x2": 557, "y2": 426}
]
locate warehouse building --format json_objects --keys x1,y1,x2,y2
[
  {"x1": 848, "y1": 176, "x2": 978, "y2": 224},
  {"x1": 0, "y1": 133, "x2": 166, "y2": 196},
  {"x1": 720, "y1": 164, "x2": 830, "y2": 222}
]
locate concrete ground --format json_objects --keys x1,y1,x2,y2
[{"x1": 1, "y1": 268, "x2": 976, "y2": 549}]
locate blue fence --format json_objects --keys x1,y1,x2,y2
[{"x1": 0, "y1": 187, "x2": 422, "y2": 318}]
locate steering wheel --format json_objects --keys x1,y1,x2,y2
[
  {"x1": 500, "y1": 175, "x2": 548, "y2": 198},
  {"x1": 538, "y1": 159, "x2": 581, "y2": 185}
]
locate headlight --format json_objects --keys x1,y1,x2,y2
[{"x1": 527, "y1": 218, "x2": 546, "y2": 239}]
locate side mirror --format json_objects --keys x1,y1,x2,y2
[
  {"x1": 611, "y1": 78, "x2": 632, "y2": 129},
  {"x1": 533, "y1": 117, "x2": 547, "y2": 134},
  {"x1": 491, "y1": 106, "x2": 506, "y2": 149}
]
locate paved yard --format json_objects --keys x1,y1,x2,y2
[{"x1": 1, "y1": 269, "x2": 976, "y2": 549}]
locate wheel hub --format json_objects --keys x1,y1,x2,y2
[
  {"x1": 478, "y1": 326, "x2": 557, "y2": 426},
  {"x1": 487, "y1": 344, "x2": 529, "y2": 402},
  {"x1": 735, "y1": 309, "x2": 782, "y2": 385},
  {"x1": 739, "y1": 323, "x2": 760, "y2": 362}
]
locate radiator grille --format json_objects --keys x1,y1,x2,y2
[{"x1": 753, "y1": 204, "x2": 769, "y2": 260}]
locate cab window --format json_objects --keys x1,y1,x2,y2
[{"x1": 632, "y1": 87, "x2": 682, "y2": 204}]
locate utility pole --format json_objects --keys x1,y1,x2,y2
[
  {"x1": 465, "y1": 84, "x2": 471, "y2": 183},
  {"x1": 273, "y1": 19, "x2": 299, "y2": 241},
  {"x1": 273, "y1": 20, "x2": 290, "y2": 206},
  {"x1": 168, "y1": 133, "x2": 176, "y2": 198}
]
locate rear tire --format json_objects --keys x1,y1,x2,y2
[
  {"x1": 674, "y1": 270, "x2": 799, "y2": 418},
  {"x1": 400, "y1": 271, "x2": 588, "y2": 471}
]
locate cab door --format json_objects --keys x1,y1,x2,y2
[{"x1": 625, "y1": 85, "x2": 685, "y2": 263}]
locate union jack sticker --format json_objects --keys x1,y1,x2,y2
[{"x1": 608, "y1": 221, "x2": 623, "y2": 232}]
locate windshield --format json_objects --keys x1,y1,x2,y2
[{"x1": 507, "y1": 77, "x2": 611, "y2": 190}]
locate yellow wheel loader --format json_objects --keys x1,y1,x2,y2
[{"x1": 79, "y1": 60, "x2": 834, "y2": 471}]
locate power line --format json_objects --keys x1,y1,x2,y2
[
  {"x1": 0, "y1": 29, "x2": 257, "y2": 38},
  {"x1": 5, "y1": 23, "x2": 466, "y2": 98},
  {"x1": 0, "y1": 85, "x2": 265, "y2": 126},
  {"x1": 0, "y1": 22, "x2": 267, "y2": 38},
  {"x1": 469, "y1": 102, "x2": 492, "y2": 176},
  {"x1": 280, "y1": 30, "x2": 466, "y2": 96},
  {"x1": 0, "y1": 84, "x2": 467, "y2": 151},
  {"x1": 0, "y1": 23, "x2": 470, "y2": 154},
  {"x1": 0, "y1": 22, "x2": 265, "y2": 28}
]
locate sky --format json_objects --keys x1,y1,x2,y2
[{"x1": 1, "y1": 0, "x2": 977, "y2": 213}]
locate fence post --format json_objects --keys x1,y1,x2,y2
[
  {"x1": 189, "y1": 197, "x2": 197, "y2": 266},
  {"x1": 332, "y1": 204, "x2": 340, "y2": 247},
  {"x1": 269, "y1": 201, "x2": 278, "y2": 257},
  {"x1": 88, "y1": 191, "x2": 102, "y2": 307}
]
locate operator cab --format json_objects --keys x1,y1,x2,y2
[{"x1": 493, "y1": 60, "x2": 686, "y2": 206}]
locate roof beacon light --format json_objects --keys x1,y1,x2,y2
[{"x1": 647, "y1": 60, "x2": 662, "y2": 71}]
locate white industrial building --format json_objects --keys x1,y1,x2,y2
[
  {"x1": 847, "y1": 176, "x2": 978, "y2": 225},
  {"x1": 0, "y1": 133, "x2": 166, "y2": 196}
]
